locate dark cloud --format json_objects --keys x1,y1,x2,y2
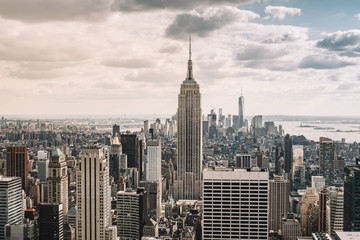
[
  {"x1": 0, "y1": 0, "x2": 254, "y2": 21},
  {"x1": 165, "y1": 7, "x2": 256, "y2": 39},
  {"x1": 299, "y1": 55, "x2": 354, "y2": 69},
  {"x1": 0, "y1": 0, "x2": 112, "y2": 22},
  {"x1": 112, "y1": 0, "x2": 254, "y2": 12},
  {"x1": 237, "y1": 46, "x2": 287, "y2": 60},
  {"x1": 263, "y1": 31, "x2": 306, "y2": 43},
  {"x1": 316, "y1": 30, "x2": 360, "y2": 56}
]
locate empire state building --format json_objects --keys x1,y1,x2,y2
[{"x1": 174, "y1": 38, "x2": 203, "y2": 200}]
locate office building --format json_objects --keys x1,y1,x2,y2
[
  {"x1": 300, "y1": 188, "x2": 318, "y2": 235},
  {"x1": 203, "y1": 167, "x2": 269, "y2": 240},
  {"x1": 6, "y1": 146, "x2": 28, "y2": 193},
  {"x1": 38, "y1": 203, "x2": 64, "y2": 240},
  {"x1": 312, "y1": 176, "x2": 326, "y2": 194},
  {"x1": 319, "y1": 137, "x2": 335, "y2": 186},
  {"x1": 282, "y1": 219, "x2": 301, "y2": 240},
  {"x1": 146, "y1": 138, "x2": 161, "y2": 183},
  {"x1": 284, "y1": 134, "x2": 293, "y2": 177},
  {"x1": 140, "y1": 181, "x2": 161, "y2": 220},
  {"x1": 5, "y1": 223, "x2": 35, "y2": 240},
  {"x1": 235, "y1": 154, "x2": 251, "y2": 168},
  {"x1": 0, "y1": 177, "x2": 24, "y2": 239},
  {"x1": 343, "y1": 163, "x2": 360, "y2": 231},
  {"x1": 110, "y1": 133, "x2": 122, "y2": 182},
  {"x1": 117, "y1": 188, "x2": 148, "y2": 239},
  {"x1": 38, "y1": 150, "x2": 49, "y2": 182},
  {"x1": 325, "y1": 187, "x2": 344, "y2": 236},
  {"x1": 318, "y1": 187, "x2": 327, "y2": 232},
  {"x1": 174, "y1": 39, "x2": 202, "y2": 201},
  {"x1": 76, "y1": 146, "x2": 111, "y2": 240},
  {"x1": 48, "y1": 148, "x2": 68, "y2": 215},
  {"x1": 121, "y1": 133, "x2": 145, "y2": 180},
  {"x1": 112, "y1": 124, "x2": 120, "y2": 138},
  {"x1": 292, "y1": 145, "x2": 303, "y2": 181},
  {"x1": 238, "y1": 93, "x2": 244, "y2": 128},
  {"x1": 335, "y1": 232, "x2": 360, "y2": 240},
  {"x1": 269, "y1": 175, "x2": 290, "y2": 232},
  {"x1": 232, "y1": 115, "x2": 240, "y2": 131}
]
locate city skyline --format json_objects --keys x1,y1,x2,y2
[{"x1": 1, "y1": 0, "x2": 360, "y2": 116}]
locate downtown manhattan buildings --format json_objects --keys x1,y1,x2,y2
[{"x1": 0, "y1": 38, "x2": 359, "y2": 240}]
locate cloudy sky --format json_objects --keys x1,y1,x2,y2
[{"x1": 1, "y1": 0, "x2": 360, "y2": 116}]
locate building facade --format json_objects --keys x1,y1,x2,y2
[
  {"x1": 343, "y1": 164, "x2": 360, "y2": 231},
  {"x1": 38, "y1": 203, "x2": 64, "y2": 240},
  {"x1": 76, "y1": 146, "x2": 111, "y2": 240},
  {"x1": 319, "y1": 137, "x2": 335, "y2": 185},
  {"x1": 269, "y1": 175, "x2": 290, "y2": 232},
  {"x1": 0, "y1": 177, "x2": 24, "y2": 239},
  {"x1": 47, "y1": 148, "x2": 68, "y2": 215},
  {"x1": 174, "y1": 39, "x2": 202, "y2": 201},
  {"x1": 6, "y1": 146, "x2": 28, "y2": 193},
  {"x1": 203, "y1": 168, "x2": 269, "y2": 240}
]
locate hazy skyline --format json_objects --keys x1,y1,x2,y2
[{"x1": 1, "y1": 0, "x2": 360, "y2": 116}]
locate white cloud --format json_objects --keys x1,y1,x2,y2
[
  {"x1": 264, "y1": 6, "x2": 301, "y2": 20},
  {"x1": 356, "y1": 13, "x2": 360, "y2": 22}
]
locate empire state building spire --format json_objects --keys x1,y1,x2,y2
[
  {"x1": 174, "y1": 38, "x2": 202, "y2": 201},
  {"x1": 186, "y1": 36, "x2": 195, "y2": 82}
]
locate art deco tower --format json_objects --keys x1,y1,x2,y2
[
  {"x1": 238, "y1": 90, "x2": 244, "y2": 128},
  {"x1": 48, "y1": 149, "x2": 68, "y2": 215},
  {"x1": 174, "y1": 38, "x2": 202, "y2": 200}
]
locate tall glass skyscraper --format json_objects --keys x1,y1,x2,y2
[
  {"x1": 238, "y1": 93, "x2": 244, "y2": 128},
  {"x1": 319, "y1": 137, "x2": 335, "y2": 186}
]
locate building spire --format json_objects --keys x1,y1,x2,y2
[
  {"x1": 186, "y1": 35, "x2": 195, "y2": 81},
  {"x1": 189, "y1": 35, "x2": 192, "y2": 60}
]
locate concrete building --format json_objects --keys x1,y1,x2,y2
[
  {"x1": 335, "y1": 231, "x2": 360, "y2": 240},
  {"x1": 325, "y1": 187, "x2": 344, "y2": 236},
  {"x1": 48, "y1": 148, "x2": 68, "y2": 215},
  {"x1": 203, "y1": 167, "x2": 269, "y2": 240},
  {"x1": 0, "y1": 177, "x2": 24, "y2": 239},
  {"x1": 235, "y1": 154, "x2": 251, "y2": 168},
  {"x1": 140, "y1": 181, "x2": 161, "y2": 221},
  {"x1": 5, "y1": 223, "x2": 35, "y2": 240},
  {"x1": 38, "y1": 150, "x2": 49, "y2": 182},
  {"x1": 300, "y1": 187, "x2": 318, "y2": 235},
  {"x1": 146, "y1": 138, "x2": 161, "y2": 184},
  {"x1": 6, "y1": 146, "x2": 28, "y2": 193},
  {"x1": 174, "y1": 39, "x2": 202, "y2": 201},
  {"x1": 76, "y1": 146, "x2": 111, "y2": 240},
  {"x1": 39, "y1": 203, "x2": 64, "y2": 240},
  {"x1": 312, "y1": 176, "x2": 326, "y2": 194},
  {"x1": 282, "y1": 219, "x2": 302, "y2": 240},
  {"x1": 319, "y1": 137, "x2": 335, "y2": 186},
  {"x1": 117, "y1": 188, "x2": 148, "y2": 239},
  {"x1": 269, "y1": 175, "x2": 290, "y2": 232}
]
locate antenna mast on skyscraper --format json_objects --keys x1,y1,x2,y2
[{"x1": 189, "y1": 35, "x2": 192, "y2": 60}]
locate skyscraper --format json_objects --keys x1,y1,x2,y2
[
  {"x1": 284, "y1": 134, "x2": 293, "y2": 179},
  {"x1": 203, "y1": 167, "x2": 269, "y2": 240},
  {"x1": 269, "y1": 175, "x2": 290, "y2": 233},
  {"x1": 6, "y1": 146, "x2": 28, "y2": 193},
  {"x1": 319, "y1": 137, "x2": 335, "y2": 186},
  {"x1": 38, "y1": 203, "x2": 64, "y2": 240},
  {"x1": 343, "y1": 162, "x2": 360, "y2": 231},
  {"x1": 76, "y1": 145, "x2": 111, "y2": 240},
  {"x1": 325, "y1": 187, "x2": 343, "y2": 236},
  {"x1": 145, "y1": 138, "x2": 161, "y2": 183},
  {"x1": 0, "y1": 177, "x2": 24, "y2": 239},
  {"x1": 174, "y1": 38, "x2": 202, "y2": 200},
  {"x1": 109, "y1": 133, "x2": 122, "y2": 182},
  {"x1": 238, "y1": 91, "x2": 244, "y2": 128},
  {"x1": 47, "y1": 148, "x2": 68, "y2": 215},
  {"x1": 117, "y1": 188, "x2": 148, "y2": 240}
]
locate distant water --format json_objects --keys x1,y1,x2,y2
[{"x1": 275, "y1": 121, "x2": 360, "y2": 143}]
